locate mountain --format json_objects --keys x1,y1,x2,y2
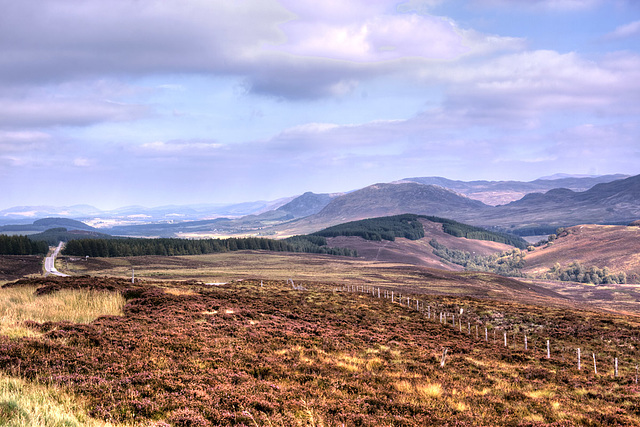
[
  {"x1": 472, "y1": 174, "x2": 640, "y2": 231},
  {"x1": 270, "y1": 183, "x2": 490, "y2": 236},
  {"x1": 275, "y1": 192, "x2": 335, "y2": 218},
  {"x1": 0, "y1": 205, "x2": 103, "y2": 222},
  {"x1": 0, "y1": 217, "x2": 97, "y2": 234},
  {"x1": 314, "y1": 182, "x2": 488, "y2": 222},
  {"x1": 103, "y1": 192, "x2": 338, "y2": 237},
  {"x1": 400, "y1": 174, "x2": 629, "y2": 205}
]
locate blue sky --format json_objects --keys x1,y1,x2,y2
[{"x1": 1, "y1": 0, "x2": 639, "y2": 209}]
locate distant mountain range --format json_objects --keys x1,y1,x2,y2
[
  {"x1": 400, "y1": 174, "x2": 629, "y2": 205},
  {"x1": 0, "y1": 198, "x2": 298, "y2": 227},
  {"x1": 1, "y1": 173, "x2": 638, "y2": 238},
  {"x1": 274, "y1": 174, "x2": 640, "y2": 236}
]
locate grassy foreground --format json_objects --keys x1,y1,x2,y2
[
  {"x1": 0, "y1": 282, "x2": 128, "y2": 426},
  {"x1": 1, "y1": 276, "x2": 639, "y2": 426},
  {"x1": 0, "y1": 373, "x2": 122, "y2": 427}
]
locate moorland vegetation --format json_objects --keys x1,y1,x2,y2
[{"x1": 1, "y1": 276, "x2": 639, "y2": 426}]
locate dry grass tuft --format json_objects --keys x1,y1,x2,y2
[
  {"x1": 0, "y1": 286, "x2": 126, "y2": 338},
  {"x1": 0, "y1": 373, "x2": 122, "y2": 427}
]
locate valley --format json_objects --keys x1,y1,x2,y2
[{"x1": 1, "y1": 173, "x2": 640, "y2": 426}]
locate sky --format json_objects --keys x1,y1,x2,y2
[{"x1": 2, "y1": 0, "x2": 640, "y2": 210}]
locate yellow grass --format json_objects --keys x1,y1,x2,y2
[
  {"x1": 0, "y1": 286, "x2": 126, "y2": 338},
  {"x1": 0, "y1": 373, "x2": 123, "y2": 427}
]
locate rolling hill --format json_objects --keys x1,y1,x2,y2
[{"x1": 523, "y1": 223, "x2": 640, "y2": 282}]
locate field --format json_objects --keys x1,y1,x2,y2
[{"x1": 2, "y1": 250, "x2": 640, "y2": 426}]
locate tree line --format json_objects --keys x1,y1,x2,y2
[
  {"x1": 313, "y1": 214, "x2": 527, "y2": 248},
  {"x1": 429, "y1": 239, "x2": 525, "y2": 277},
  {"x1": 62, "y1": 235, "x2": 356, "y2": 258},
  {"x1": 313, "y1": 214, "x2": 426, "y2": 241},
  {"x1": 0, "y1": 235, "x2": 49, "y2": 255},
  {"x1": 422, "y1": 216, "x2": 528, "y2": 249},
  {"x1": 545, "y1": 262, "x2": 627, "y2": 284}
]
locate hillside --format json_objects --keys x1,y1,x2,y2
[
  {"x1": 524, "y1": 224, "x2": 640, "y2": 282},
  {"x1": 402, "y1": 174, "x2": 628, "y2": 205},
  {"x1": 468, "y1": 174, "x2": 640, "y2": 232},
  {"x1": 275, "y1": 183, "x2": 489, "y2": 236},
  {"x1": 0, "y1": 217, "x2": 97, "y2": 234},
  {"x1": 325, "y1": 217, "x2": 516, "y2": 269}
]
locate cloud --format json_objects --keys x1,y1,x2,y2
[
  {"x1": 604, "y1": 20, "x2": 640, "y2": 40},
  {"x1": 471, "y1": 0, "x2": 603, "y2": 11},
  {"x1": 0, "y1": 97, "x2": 149, "y2": 128},
  {"x1": 0, "y1": 131, "x2": 51, "y2": 152},
  {"x1": 0, "y1": 0, "x2": 522, "y2": 102},
  {"x1": 413, "y1": 50, "x2": 640, "y2": 126}
]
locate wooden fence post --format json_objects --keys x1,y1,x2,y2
[
  {"x1": 485, "y1": 327, "x2": 488, "y2": 342},
  {"x1": 578, "y1": 348, "x2": 581, "y2": 370},
  {"x1": 440, "y1": 348, "x2": 448, "y2": 368},
  {"x1": 524, "y1": 335, "x2": 528, "y2": 351},
  {"x1": 504, "y1": 331, "x2": 507, "y2": 348},
  {"x1": 547, "y1": 340, "x2": 550, "y2": 359},
  {"x1": 593, "y1": 353, "x2": 597, "y2": 375},
  {"x1": 614, "y1": 358, "x2": 618, "y2": 377}
]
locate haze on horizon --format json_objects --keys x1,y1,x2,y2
[{"x1": 2, "y1": 0, "x2": 639, "y2": 211}]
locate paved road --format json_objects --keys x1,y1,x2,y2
[{"x1": 44, "y1": 241, "x2": 69, "y2": 277}]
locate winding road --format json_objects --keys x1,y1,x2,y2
[{"x1": 44, "y1": 241, "x2": 69, "y2": 277}]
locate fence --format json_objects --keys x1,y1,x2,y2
[{"x1": 337, "y1": 284, "x2": 640, "y2": 383}]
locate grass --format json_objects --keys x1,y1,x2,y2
[
  {"x1": 0, "y1": 286, "x2": 126, "y2": 338},
  {"x1": 0, "y1": 282, "x2": 129, "y2": 427},
  {"x1": 0, "y1": 373, "x2": 120, "y2": 427}
]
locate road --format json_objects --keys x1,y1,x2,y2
[{"x1": 44, "y1": 241, "x2": 69, "y2": 277}]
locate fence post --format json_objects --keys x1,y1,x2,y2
[
  {"x1": 578, "y1": 348, "x2": 581, "y2": 370},
  {"x1": 547, "y1": 340, "x2": 550, "y2": 359},
  {"x1": 593, "y1": 353, "x2": 597, "y2": 375},
  {"x1": 524, "y1": 335, "x2": 528, "y2": 351},
  {"x1": 614, "y1": 358, "x2": 618, "y2": 378},
  {"x1": 440, "y1": 348, "x2": 448, "y2": 368},
  {"x1": 485, "y1": 327, "x2": 488, "y2": 342},
  {"x1": 468, "y1": 322, "x2": 471, "y2": 335}
]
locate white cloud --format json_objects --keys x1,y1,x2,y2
[
  {"x1": 472, "y1": 0, "x2": 602, "y2": 11},
  {"x1": 0, "y1": 97, "x2": 148, "y2": 128},
  {"x1": 604, "y1": 20, "x2": 640, "y2": 40}
]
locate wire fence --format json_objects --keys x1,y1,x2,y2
[{"x1": 337, "y1": 284, "x2": 640, "y2": 384}]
